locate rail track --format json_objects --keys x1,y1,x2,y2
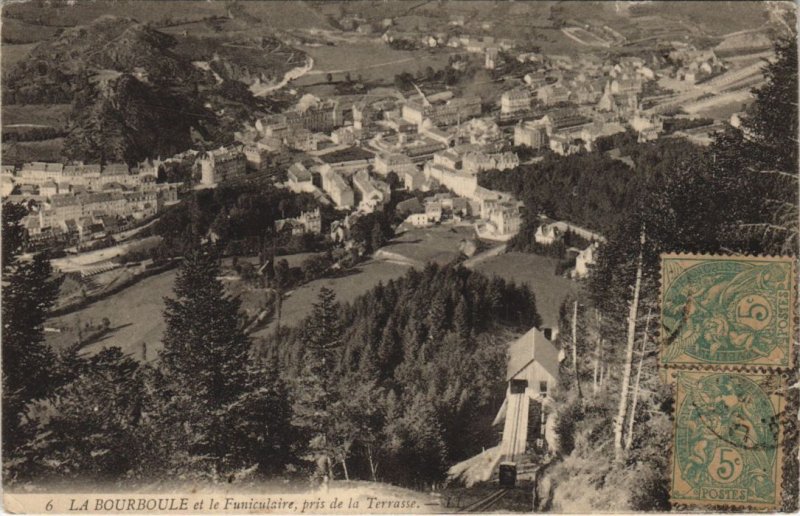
[{"x1": 458, "y1": 489, "x2": 510, "y2": 513}]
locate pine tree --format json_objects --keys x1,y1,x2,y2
[
  {"x1": 2, "y1": 203, "x2": 62, "y2": 459},
  {"x1": 293, "y1": 287, "x2": 344, "y2": 478},
  {"x1": 153, "y1": 245, "x2": 293, "y2": 478},
  {"x1": 12, "y1": 348, "x2": 145, "y2": 483}
]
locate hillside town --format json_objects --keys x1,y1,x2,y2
[{"x1": 4, "y1": 30, "x2": 755, "y2": 275}]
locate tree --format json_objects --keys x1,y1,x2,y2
[
  {"x1": 153, "y1": 245, "x2": 294, "y2": 478},
  {"x1": 613, "y1": 228, "x2": 645, "y2": 461},
  {"x1": 370, "y1": 220, "x2": 385, "y2": 253},
  {"x1": 12, "y1": 348, "x2": 145, "y2": 483},
  {"x1": 2, "y1": 203, "x2": 27, "y2": 269},
  {"x1": 293, "y1": 287, "x2": 344, "y2": 478},
  {"x1": 2, "y1": 203, "x2": 63, "y2": 459}
]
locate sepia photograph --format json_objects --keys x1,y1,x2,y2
[{"x1": 1, "y1": 0, "x2": 797, "y2": 513}]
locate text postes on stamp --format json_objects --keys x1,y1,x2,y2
[
  {"x1": 670, "y1": 370, "x2": 784, "y2": 509},
  {"x1": 661, "y1": 254, "x2": 794, "y2": 369}
]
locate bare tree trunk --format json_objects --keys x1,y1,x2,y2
[
  {"x1": 341, "y1": 457, "x2": 350, "y2": 481},
  {"x1": 625, "y1": 306, "x2": 652, "y2": 451},
  {"x1": 571, "y1": 300, "x2": 583, "y2": 400},
  {"x1": 613, "y1": 229, "x2": 645, "y2": 462},
  {"x1": 593, "y1": 337, "x2": 602, "y2": 394},
  {"x1": 366, "y1": 444, "x2": 378, "y2": 482}
]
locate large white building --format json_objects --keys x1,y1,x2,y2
[
  {"x1": 424, "y1": 163, "x2": 478, "y2": 198},
  {"x1": 198, "y1": 145, "x2": 246, "y2": 186},
  {"x1": 321, "y1": 170, "x2": 355, "y2": 209},
  {"x1": 353, "y1": 169, "x2": 390, "y2": 213},
  {"x1": 402, "y1": 96, "x2": 482, "y2": 127},
  {"x1": 501, "y1": 89, "x2": 531, "y2": 114},
  {"x1": 535, "y1": 221, "x2": 606, "y2": 245},
  {"x1": 514, "y1": 121, "x2": 549, "y2": 149},
  {"x1": 374, "y1": 153, "x2": 418, "y2": 177}
]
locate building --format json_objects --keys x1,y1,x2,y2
[
  {"x1": 404, "y1": 168, "x2": 427, "y2": 191},
  {"x1": 569, "y1": 82, "x2": 600, "y2": 105},
  {"x1": 539, "y1": 109, "x2": 594, "y2": 136},
  {"x1": 40, "y1": 180, "x2": 59, "y2": 198},
  {"x1": 535, "y1": 221, "x2": 606, "y2": 245},
  {"x1": 549, "y1": 134, "x2": 586, "y2": 156},
  {"x1": 402, "y1": 96, "x2": 482, "y2": 127},
  {"x1": 353, "y1": 169, "x2": 390, "y2": 213},
  {"x1": 574, "y1": 242, "x2": 599, "y2": 278},
  {"x1": 321, "y1": 170, "x2": 355, "y2": 209},
  {"x1": 275, "y1": 208, "x2": 322, "y2": 235},
  {"x1": 135, "y1": 158, "x2": 163, "y2": 181},
  {"x1": 352, "y1": 101, "x2": 373, "y2": 131},
  {"x1": 630, "y1": 115, "x2": 664, "y2": 142},
  {"x1": 256, "y1": 99, "x2": 343, "y2": 134},
  {"x1": 462, "y1": 151, "x2": 519, "y2": 175},
  {"x1": 287, "y1": 162, "x2": 315, "y2": 193},
  {"x1": 493, "y1": 327, "x2": 562, "y2": 460},
  {"x1": 1, "y1": 176, "x2": 14, "y2": 197},
  {"x1": 482, "y1": 201, "x2": 521, "y2": 239},
  {"x1": 424, "y1": 162, "x2": 478, "y2": 198},
  {"x1": 405, "y1": 212, "x2": 432, "y2": 227},
  {"x1": 514, "y1": 121, "x2": 549, "y2": 149},
  {"x1": 501, "y1": 89, "x2": 532, "y2": 114},
  {"x1": 420, "y1": 123, "x2": 456, "y2": 146},
  {"x1": 537, "y1": 84, "x2": 571, "y2": 106},
  {"x1": 456, "y1": 118, "x2": 503, "y2": 146},
  {"x1": 524, "y1": 71, "x2": 548, "y2": 88},
  {"x1": 485, "y1": 47, "x2": 498, "y2": 70},
  {"x1": 243, "y1": 145, "x2": 271, "y2": 172},
  {"x1": 331, "y1": 126, "x2": 358, "y2": 146},
  {"x1": 198, "y1": 146, "x2": 246, "y2": 186},
  {"x1": 19, "y1": 162, "x2": 64, "y2": 183},
  {"x1": 374, "y1": 153, "x2": 417, "y2": 177},
  {"x1": 433, "y1": 149, "x2": 462, "y2": 171},
  {"x1": 610, "y1": 78, "x2": 642, "y2": 95},
  {"x1": 424, "y1": 200, "x2": 443, "y2": 222}
]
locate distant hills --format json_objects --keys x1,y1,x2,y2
[{"x1": 2, "y1": 14, "x2": 302, "y2": 164}]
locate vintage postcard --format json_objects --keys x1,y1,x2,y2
[
  {"x1": 669, "y1": 370, "x2": 784, "y2": 510},
  {"x1": 1, "y1": 0, "x2": 797, "y2": 513}
]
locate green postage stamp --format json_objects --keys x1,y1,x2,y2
[
  {"x1": 670, "y1": 370, "x2": 784, "y2": 509},
  {"x1": 661, "y1": 254, "x2": 795, "y2": 369}
]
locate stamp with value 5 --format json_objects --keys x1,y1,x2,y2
[
  {"x1": 670, "y1": 370, "x2": 784, "y2": 509},
  {"x1": 661, "y1": 254, "x2": 794, "y2": 369}
]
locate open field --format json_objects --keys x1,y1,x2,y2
[
  {"x1": 688, "y1": 90, "x2": 754, "y2": 119},
  {"x1": 3, "y1": 1, "x2": 226, "y2": 28},
  {"x1": 46, "y1": 268, "x2": 177, "y2": 361},
  {"x1": 381, "y1": 225, "x2": 476, "y2": 266},
  {"x1": 628, "y1": 1, "x2": 769, "y2": 36},
  {"x1": 2, "y1": 104, "x2": 72, "y2": 129},
  {"x1": 472, "y1": 252, "x2": 579, "y2": 328},
  {"x1": 295, "y1": 43, "x2": 453, "y2": 85},
  {"x1": 1, "y1": 43, "x2": 38, "y2": 73},
  {"x1": 253, "y1": 258, "x2": 411, "y2": 337},
  {"x1": 2, "y1": 138, "x2": 65, "y2": 165},
  {"x1": 2, "y1": 17, "x2": 60, "y2": 44}
]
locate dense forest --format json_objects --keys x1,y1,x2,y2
[
  {"x1": 479, "y1": 136, "x2": 705, "y2": 251},
  {"x1": 255, "y1": 264, "x2": 539, "y2": 485},
  {"x1": 540, "y1": 38, "x2": 798, "y2": 511}
]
